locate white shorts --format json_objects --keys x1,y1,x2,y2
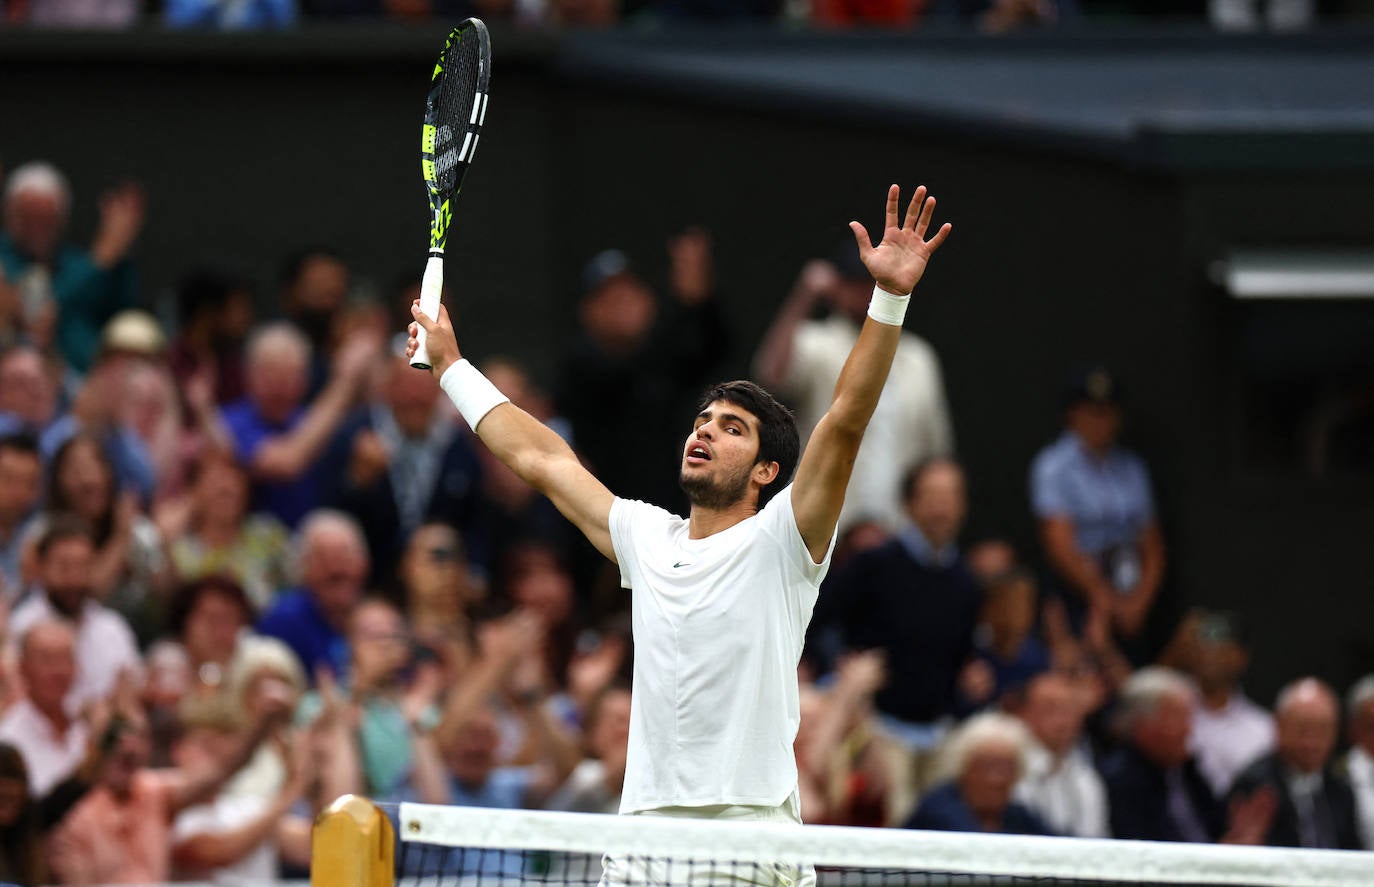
[{"x1": 597, "y1": 792, "x2": 816, "y2": 887}]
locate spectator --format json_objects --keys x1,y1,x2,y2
[
  {"x1": 0, "y1": 344, "x2": 60, "y2": 440},
  {"x1": 965, "y1": 537, "x2": 1017, "y2": 585},
  {"x1": 1174, "y1": 611, "x2": 1275, "y2": 796},
  {"x1": 331, "y1": 353, "x2": 481, "y2": 583},
  {"x1": 36, "y1": 432, "x2": 168, "y2": 639},
  {"x1": 279, "y1": 248, "x2": 350, "y2": 386},
  {"x1": 295, "y1": 598, "x2": 447, "y2": 802},
  {"x1": 397, "y1": 522, "x2": 482, "y2": 670},
  {"x1": 1343, "y1": 675, "x2": 1374, "y2": 852},
  {"x1": 46, "y1": 689, "x2": 292, "y2": 886},
  {"x1": 166, "y1": 452, "x2": 292, "y2": 611},
  {"x1": 812, "y1": 458, "x2": 979, "y2": 759},
  {"x1": 9, "y1": 517, "x2": 141, "y2": 712},
  {"x1": 256, "y1": 510, "x2": 369, "y2": 678},
  {"x1": 163, "y1": 575, "x2": 257, "y2": 702},
  {"x1": 222, "y1": 322, "x2": 378, "y2": 528},
  {"x1": 904, "y1": 713, "x2": 1053, "y2": 835},
  {"x1": 0, "y1": 743, "x2": 45, "y2": 887},
  {"x1": 545, "y1": 680, "x2": 631, "y2": 815},
  {"x1": 754, "y1": 250, "x2": 953, "y2": 534},
  {"x1": 500, "y1": 540, "x2": 581, "y2": 692},
  {"x1": 167, "y1": 269, "x2": 254, "y2": 407},
  {"x1": 1031, "y1": 366, "x2": 1165, "y2": 661},
  {"x1": 556, "y1": 233, "x2": 728, "y2": 511},
  {"x1": 1101, "y1": 667, "x2": 1274, "y2": 844},
  {"x1": 1228, "y1": 678, "x2": 1363, "y2": 849},
  {"x1": 0, "y1": 620, "x2": 88, "y2": 798},
  {"x1": 164, "y1": 0, "x2": 296, "y2": 27},
  {"x1": 0, "y1": 163, "x2": 142, "y2": 373},
  {"x1": 964, "y1": 568, "x2": 1052, "y2": 709},
  {"x1": 0, "y1": 432, "x2": 41, "y2": 596},
  {"x1": 1012, "y1": 671, "x2": 1109, "y2": 838}
]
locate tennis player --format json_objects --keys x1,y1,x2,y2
[{"x1": 407, "y1": 185, "x2": 950, "y2": 886}]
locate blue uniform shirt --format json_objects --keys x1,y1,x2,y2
[{"x1": 1030, "y1": 431, "x2": 1155, "y2": 558}]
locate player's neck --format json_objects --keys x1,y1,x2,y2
[{"x1": 686, "y1": 500, "x2": 758, "y2": 539}]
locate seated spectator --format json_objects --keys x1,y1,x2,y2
[
  {"x1": 256, "y1": 510, "x2": 368, "y2": 678},
  {"x1": 1344, "y1": 676, "x2": 1374, "y2": 852},
  {"x1": 904, "y1": 713, "x2": 1052, "y2": 835},
  {"x1": 0, "y1": 620, "x2": 88, "y2": 798},
  {"x1": 1172, "y1": 611, "x2": 1275, "y2": 796},
  {"x1": 546, "y1": 680, "x2": 632, "y2": 815},
  {"x1": 0, "y1": 163, "x2": 142, "y2": 374},
  {"x1": 167, "y1": 268, "x2": 254, "y2": 408},
  {"x1": 0, "y1": 345, "x2": 61, "y2": 443},
  {"x1": 279, "y1": 248, "x2": 350, "y2": 387},
  {"x1": 1229, "y1": 678, "x2": 1362, "y2": 849},
  {"x1": 9, "y1": 517, "x2": 141, "y2": 712},
  {"x1": 0, "y1": 743, "x2": 45, "y2": 886},
  {"x1": 1012, "y1": 671, "x2": 1109, "y2": 837},
  {"x1": 169, "y1": 698, "x2": 314, "y2": 883},
  {"x1": 965, "y1": 568, "x2": 1051, "y2": 709},
  {"x1": 34, "y1": 432, "x2": 168, "y2": 640},
  {"x1": 331, "y1": 352, "x2": 480, "y2": 584},
  {"x1": 222, "y1": 322, "x2": 378, "y2": 529},
  {"x1": 397, "y1": 522, "x2": 483, "y2": 674},
  {"x1": 167, "y1": 452, "x2": 292, "y2": 611},
  {"x1": 222, "y1": 636, "x2": 310, "y2": 805},
  {"x1": 0, "y1": 432, "x2": 41, "y2": 596},
  {"x1": 1102, "y1": 667, "x2": 1274, "y2": 844},
  {"x1": 812, "y1": 458, "x2": 979, "y2": 757},
  {"x1": 754, "y1": 251, "x2": 952, "y2": 534},
  {"x1": 1031, "y1": 366, "x2": 1165, "y2": 662},
  {"x1": 46, "y1": 689, "x2": 292, "y2": 886},
  {"x1": 295, "y1": 598, "x2": 446, "y2": 802},
  {"x1": 164, "y1": 575, "x2": 257, "y2": 702}
]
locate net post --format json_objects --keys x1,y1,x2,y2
[{"x1": 311, "y1": 794, "x2": 394, "y2": 887}]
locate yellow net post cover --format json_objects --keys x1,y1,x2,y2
[{"x1": 312, "y1": 795, "x2": 394, "y2": 887}]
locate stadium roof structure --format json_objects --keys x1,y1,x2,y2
[{"x1": 557, "y1": 28, "x2": 1374, "y2": 172}]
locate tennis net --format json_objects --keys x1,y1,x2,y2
[{"x1": 311, "y1": 797, "x2": 1372, "y2": 887}]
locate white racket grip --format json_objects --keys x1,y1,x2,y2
[{"x1": 410, "y1": 254, "x2": 445, "y2": 370}]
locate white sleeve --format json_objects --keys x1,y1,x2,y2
[
  {"x1": 172, "y1": 802, "x2": 221, "y2": 841},
  {"x1": 755, "y1": 485, "x2": 836, "y2": 586},
  {"x1": 609, "y1": 498, "x2": 641, "y2": 590}
]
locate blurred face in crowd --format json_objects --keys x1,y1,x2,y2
[
  {"x1": 401, "y1": 523, "x2": 477, "y2": 617},
  {"x1": 56, "y1": 437, "x2": 114, "y2": 523},
  {"x1": 0, "y1": 443, "x2": 41, "y2": 526},
  {"x1": 172, "y1": 725, "x2": 236, "y2": 773},
  {"x1": 144, "y1": 643, "x2": 191, "y2": 710},
  {"x1": 0, "y1": 348, "x2": 57, "y2": 427},
  {"x1": 302, "y1": 524, "x2": 368, "y2": 628},
  {"x1": 589, "y1": 688, "x2": 632, "y2": 764},
  {"x1": 101, "y1": 721, "x2": 152, "y2": 798},
  {"x1": 982, "y1": 576, "x2": 1037, "y2": 649},
  {"x1": 291, "y1": 254, "x2": 349, "y2": 314},
  {"x1": 349, "y1": 601, "x2": 410, "y2": 688},
  {"x1": 4, "y1": 186, "x2": 65, "y2": 261},
  {"x1": 580, "y1": 275, "x2": 655, "y2": 354},
  {"x1": 507, "y1": 546, "x2": 574, "y2": 629},
  {"x1": 1351, "y1": 696, "x2": 1374, "y2": 756},
  {"x1": 386, "y1": 356, "x2": 440, "y2": 437},
  {"x1": 1067, "y1": 401, "x2": 1122, "y2": 454},
  {"x1": 1276, "y1": 681, "x2": 1339, "y2": 775},
  {"x1": 183, "y1": 586, "x2": 249, "y2": 666},
  {"x1": 1020, "y1": 673, "x2": 1084, "y2": 758},
  {"x1": 444, "y1": 706, "x2": 500, "y2": 788},
  {"x1": 39, "y1": 536, "x2": 94, "y2": 618},
  {"x1": 247, "y1": 338, "x2": 309, "y2": 426},
  {"x1": 966, "y1": 539, "x2": 1017, "y2": 585},
  {"x1": 193, "y1": 455, "x2": 250, "y2": 528},
  {"x1": 832, "y1": 276, "x2": 875, "y2": 325},
  {"x1": 905, "y1": 459, "x2": 966, "y2": 551},
  {"x1": 959, "y1": 738, "x2": 1021, "y2": 825},
  {"x1": 1189, "y1": 635, "x2": 1248, "y2": 696},
  {"x1": 1132, "y1": 689, "x2": 1194, "y2": 769},
  {"x1": 0, "y1": 776, "x2": 25, "y2": 828},
  {"x1": 20, "y1": 621, "x2": 76, "y2": 718}
]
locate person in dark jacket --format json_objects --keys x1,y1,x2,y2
[{"x1": 1229, "y1": 678, "x2": 1364, "y2": 850}]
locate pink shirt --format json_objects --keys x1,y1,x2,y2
[{"x1": 49, "y1": 771, "x2": 176, "y2": 885}]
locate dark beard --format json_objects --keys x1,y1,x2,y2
[{"x1": 679, "y1": 463, "x2": 753, "y2": 510}]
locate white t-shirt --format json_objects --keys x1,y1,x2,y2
[
  {"x1": 610, "y1": 485, "x2": 834, "y2": 814},
  {"x1": 9, "y1": 593, "x2": 142, "y2": 714},
  {"x1": 172, "y1": 793, "x2": 277, "y2": 885}
]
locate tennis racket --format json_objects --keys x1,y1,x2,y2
[{"x1": 410, "y1": 17, "x2": 492, "y2": 371}]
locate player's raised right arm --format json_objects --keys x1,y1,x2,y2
[{"x1": 408, "y1": 302, "x2": 616, "y2": 562}]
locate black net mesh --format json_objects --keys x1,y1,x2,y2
[{"x1": 427, "y1": 23, "x2": 485, "y2": 195}]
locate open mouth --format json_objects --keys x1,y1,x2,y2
[{"x1": 685, "y1": 443, "x2": 712, "y2": 466}]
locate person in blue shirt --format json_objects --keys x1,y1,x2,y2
[
  {"x1": 1030, "y1": 366, "x2": 1166, "y2": 662},
  {"x1": 0, "y1": 163, "x2": 142, "y2": 375}
]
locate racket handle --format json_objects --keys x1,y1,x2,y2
[{"x1": 410, "y1": 253, "x2": 445, "y2": 371}]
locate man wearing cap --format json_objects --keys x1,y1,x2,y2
[
  {"x1": 1030, "y1": 366, "x2": 1165, "y2": 661},
  {"x1": 754, "y1": 250, "x2": 953, "y2": 534},
  {"x1": 555, "y1": 230, "x2": 727, "y2": 510}
]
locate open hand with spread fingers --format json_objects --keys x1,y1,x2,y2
[{"x1": 849, "y1": 184, "x2": 953, "y2": 296}]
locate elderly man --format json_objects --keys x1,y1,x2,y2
[
  {"x1": 256, "y1": 510, "x2": 369, "y2": 678},
  {"x1": 9, "y1": 517, "x2": 141, "y2": 711},
  {"x1": 0, "y1": 620, "x2": 88, "y2": 797},
  {"x1": 1343, "y1": 676, "x2": 1374, "y2": 852},
  {"x1": 1228, "y1": 678, "x2": 1363, "y2": 849},
  {"x1": 222, "y1": 322, "x2": 377, "y2": 528},
  {"x1": 331, "y1": 353, "x2": 481, "y2": 582},
  {"x1": 1013, "y1": 671, "x2": 1110, "y2": 837},
  {"x1": 0, "y1": 431, "x2": 41, "y2": 594},
  {"x1": 0, "y1": 162, "x2": 142, "y2": 372}
]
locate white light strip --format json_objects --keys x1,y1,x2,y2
[
  {"x1": 1223, "y1": 251, "x2": 1374, "y2": 300},
  {"x1": 396, "y1": 804, "x2": 1374, "y2": 887}
]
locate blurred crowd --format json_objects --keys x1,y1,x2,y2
[
  {"x1": 2, "y1": 0, "x2": 1372, "y2": 32},
  {"x1": 0, "y1": 156, "x2": 1371, "y2": 886}
]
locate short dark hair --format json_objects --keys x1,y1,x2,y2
[
  {"x1": 695, "y1": 381, "x2": 799, "y2": 508},
  {"x1": 901, "y1": 456, "x2": 964, "y2": 503},
  {"x1": 0, "y1": 432, "x2": 39, "y2": 460},
  {"x1": 279, "y1": 246, "x2": 346, "y2": 290},
  {"x1": 166, "y1": 574, "x2": 255, "y2": 640},
  {"x1": 35, "y1": 514, "x2": 94, "y2": 560}
]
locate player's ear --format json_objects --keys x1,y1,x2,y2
[{"x1": 753, "y1": 460, "x2": 780, "y2": 488}]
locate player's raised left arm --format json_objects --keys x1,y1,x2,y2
[{"x1": 790, "y1": 185, "x2": 952, "y2": 562}]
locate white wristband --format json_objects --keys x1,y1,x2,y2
[
  {"x1": 439, "y1": 359, "x2": 510, "y2": 431},
  {"x1": 867, "y1": 284, "x2": 911, "y2": 326}
]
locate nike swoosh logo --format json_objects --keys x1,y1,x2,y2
[{"x1": 672, "y1": 562, "x2": 691, "y2": 568}]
